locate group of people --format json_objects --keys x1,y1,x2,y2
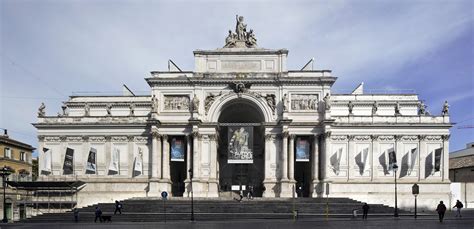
[
  {"x1": 359, "y1": 199, "x2": 464, "y2": 222},
  {"x1": 72, "y1": 200, "x2": 123, "y2": 223}
]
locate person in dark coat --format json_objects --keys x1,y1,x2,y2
[
  {"x1": 362, "y1": 203, "x2": 370, "y2": 220},
  {"x1": 73, "y1": 208, "x2": 79, "y2": 222},
  {"x1": 453, "y1": 200, "x2": 463, "y2": 218},
  {"x1": 94, "y1": 206, "x2": 103, "y2": 223},
  {"x1": 436, "y1": 201, "x2": 447, "y2": 222},
  {"x1": 114, "y1": 200, "x2": 122, "y2": 215}
]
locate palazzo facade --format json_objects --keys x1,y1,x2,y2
[{"x1": 35, "y1": 17, "x2": 451, "y2": 209}]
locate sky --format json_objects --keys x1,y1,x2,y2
[{"x1": 1, "y1": 0, "x2": 473, "y2": 156}]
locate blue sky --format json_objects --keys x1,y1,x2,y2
[{"x1": 1, "y1": 0, "x2": 473, "y2": 155}]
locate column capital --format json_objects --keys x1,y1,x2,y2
[
  {"x1": 151, "y1": 130, "x2": 161, "y2": 138},
  {"x1": 442, "y1": 134, "x2": 450, "y2": 140},
  {"x1": 82, "y1": 135, "x2": 90, "y2": 141},
  {"x1": 282, "y1": 131, "x2": 289, "y2": 138},
  {"x1": 289, "y1": 134, "x2": 296, "y2": 140},
  {"x1": 394, "y1": 135, "x2": 403, "y2": 141},
  {"x1": 192, "y1": 131, "x2": 200, "y2": 138},
  {"x1": 347, "y1": 135, "x2": 355, "y2": 141},
  {"x1": 418, "y1": 135, "x2": 427, "y2": 141},
  {"x1": 370, "y1": 135, "x2": 379, "y2": 141},
  {"x1": 323, "y1": 131, "x2": 331, "y2": 139}
]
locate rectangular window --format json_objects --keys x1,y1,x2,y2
[
  {"x1": 4, "y1": 148, "x2": 11, "y2": 158},
  {"x1": 20, "y1": 152, "x2": 26, "y2": 161}
]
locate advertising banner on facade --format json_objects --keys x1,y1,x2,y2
[
  {"x1": 41, "y1": 148, "x2": 52, "y2": 172},
  {"x1": 86, "y1": 147, "x2": 97, "y2": 174},
  {"x1": 133, "y1": 147, "x2": 143, "y2": 175},
  {"x1": 228, "y1": 126, "x2": 253, "y2": 164},
  {"x1": 63, "y1": 148, "x2": 74, "y2": 175},
  {"x1": 108, "y1": 148, "x2": 120, "y2": 173},
  {"x1": 295, "y1": 137, "x2": 310, "y2": 162},
  {"x1": 434, "y1": 148, "x2": 442, "y2": 172},
  {"x1": 171, "y1": 138, "x2": 185, "y2": 162},
  {"x1": 388, "y1": 148, "x2": 397, "y2": 171}
]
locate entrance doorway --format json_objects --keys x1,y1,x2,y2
[
  {"x1": 294, "y1": 136, "x2": 312, "y2": 197},
  {"x1": 169, "y1": 136, "x2": 187, "y2": 197},
  {"x1": 217, "y1": 99, "x2": 265, "y2": 197}
]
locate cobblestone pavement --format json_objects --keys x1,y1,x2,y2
[{"x1": 3, "y1": 216, "x2": 474, "y2": 229}]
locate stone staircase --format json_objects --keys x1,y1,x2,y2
[{"x1": 21, "y1": 197, "x2": 410, "y2": 223}]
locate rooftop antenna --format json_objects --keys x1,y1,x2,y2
[
  {"x1": 122, "y1": 84, "x2": 135, "y2": 96},
  {"x1": 300, "y1": 58, "x2": 314, "y2": 71},
  {"x1": 168, "y1": 59, "x2": 183, "y2": 72}
]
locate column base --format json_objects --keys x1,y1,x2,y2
[
  {"x1": 280, "y1": 179, "x2": 297, "y2": 198},
  {"x1": 149, "y1": 179, "x2": 172, "y2": 197},
  {"x1": 263, "y1": 180, "x2": 278, "y2": 197},
  {"x1": 185, "y1": 179, "x2": 219, "y2": 197},
  {"x1": 311, "y1": 180, "x2": 325, "y2": 198}
]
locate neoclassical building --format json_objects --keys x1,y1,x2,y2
[{"x1": 35, "y1": 17, "x2": 451, "y2": 209}]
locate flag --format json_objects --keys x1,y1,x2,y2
[
  {"x1": 63, "y1": 148, "x2": 74, "y2": 175},
  {"x1": 41, "y1": 148, "x2": 52, "y2": 172},
  {"x1": 108, "y1": 148, "x2": 120, "y2": 173},
  {"x1": 434, "y1": 148, "x2": 442, "y2": 172},
  {"x1": 388, "y1": 148, "x2": 397, "y2": 171},
  {"x1": 133, "y1": 147, "x2": 143, "y2": 175},
  {"x1": 86, "y1": 147, "x2": 97, "y2": 173}
]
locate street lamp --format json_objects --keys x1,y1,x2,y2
[
  {"x1": 0, "y1": 166, "x2": 12, "y2": 223},
  {"x1": 188, "y1": 169, "x2": 194, "y2": 221},
  {"x1": 412, "y1": 184, "x2": 419, "y2": 219},
  {"x1": 393, "y1": 164, "x2": 399, "y2": 218}
]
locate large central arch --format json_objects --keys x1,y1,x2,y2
[{"x1": 217, "y1": 98, "x2": 266, "y2": 197}]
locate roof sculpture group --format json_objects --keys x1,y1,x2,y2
[{"x1": 224, "y1": 15, "x2": 257, "y2": 48}]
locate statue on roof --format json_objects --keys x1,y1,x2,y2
[
  {"x1": 38, "y1": 102, "x2": 46, "y2": 117},
  {"x1": 224, "y1": 15, "x2": 258, "y2": 48},
  {"x1": 442, "y1": 100, "x2": 449, "y2": 116}
]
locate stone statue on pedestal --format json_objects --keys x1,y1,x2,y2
[
  {"x1": 151, "y1": 95, "x2": 158, "y2": 113},
  {"x1": 323, "y1": 94, "x2": 331, "y2": 110},
  {"x1": 224, "y1": 15, "x2": 258, "y2": 48},
  {"x1": 442, "y1": 100, "x2": 449, "y2": 116},
  {"x1": 38, "y1": 102, "x2": 46, "y2": 117},
  {"x1": 418, "y1": 101, "x2": 427, "y2": 115},
  {"x1": 192, "y1": 95, "x2": 200, "y2": 112}
]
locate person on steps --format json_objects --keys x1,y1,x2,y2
[
  {"x1": 436, "y1": 201, "x2": 447, "y2": 223},
  {"x1": 94, "y1": 206, "x2": 103, "y2": 223},
  {"x1": 362, "y1": 203, "x2": 369, "y2": 220},
  {"x1": 453, "y1": 200, "x2": 463, "y2": 218},
  {"x1": 114, "y1": 200, "x2": 123, "y2": 215}
]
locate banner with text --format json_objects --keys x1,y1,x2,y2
[
  {"x1": 171, "y1": 137, "x2": 185, "y2": 162},
  {"x1": 86, "y1": 147, "x2": 97, "y2": 174},
  {"x1": 228, "y1": 126, "x2": 253, "y2": 164},
  {"x1": 295, "y1": 138, "x2": 310, "y2": 162},
  {"x1": 63, "y1": 148, "x2": 74, "y2": 175},
  {"x1": 41, "y1": 148, "x2": 52, "y2": 172}
]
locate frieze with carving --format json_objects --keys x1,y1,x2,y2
[
  {"x1": 164, "y1": 95, "x2": 190, "y2": 111},
  {"x1": 134, "y1": 136, "x2": 148, "y2": 143},
  {"x1": 111, "y1": 136, "x2": 129, "y2": 142},
  {"x1": 401, "y1": 135, "x2": 419, "y2": 141},
  {"x1": 89, "y1": 136, "x2": 106, "y2": 142},
  {"x1": 265, "y1": 94, "x2": 276, "y2": 114},
  {"x1": 378, "y1": 135, "x2": 395, "y2": 141},
  {"x1": 44, "y1": 136, "x2": 61, "y2": 142},
  {"x1": 354, "y1": 135, "x2": 371, "y2": 141},
  {"x1": 290, "y1": 94, "x2": 318, "y2": 111}
]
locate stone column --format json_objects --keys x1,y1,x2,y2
[
  {"x1": 311, "y1": 134, "x2": 319, "y2": 197},
  {"x1": 418, "y1": 135, "x2": 426, "y2": 182},
  {"x1": 395, "y1": 135, "x2": 403, "y2": 178},
  {"x1": 281, "y1": 131, "x2": 289, "y2": 181},
  {"x1": 208, "y1": 134, "x2": 219, "y2": 197},
  {"x1": 192, "y1": 131, "x2": 200, "y2": 179},
  {"x1": 151, "y1": 131, "x2": 162, "y2": 179},
  {"x1": 162, "y1": 135, "x2": 170, "y2": 181},
  {"x1": 370, "y1": 135, "x2": 378, "y2": 181},
  {"x1": 289, "y1": 134, "x2": 295, "y2": 181},
  {"x1": 347, "y1": 135, "x2": 355, "y2": 180},
  {"x1": 320, "y1": 132, "x2": 331, "y2": 181},
  {"x1": 442, "y1": 135, "x2": 450, "y2": 181},
  {"x1": 185, "y1": 134, "x2": 192, "y2": 180}
]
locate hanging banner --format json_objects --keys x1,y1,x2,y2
[
  {"x1": 63, "y1": 148, "x2": 74, "y2": 175},
  {"x1": 361, "y1": 147, "x2": 369, "y2": 170},
  {"x1": 108, "y1": 148, "x2": 120, "y2": 173},
  {"x1": 228, "y1": 126, "x2": 253, "y2": 164},
  {"x1": 434, "y1": 148, "x2": 442, "y2": 172},
  {"x1": 409, "y1": 148, "x2": 417, "y2": 174},
  {"x1": 133, "y1": 147, "x2": 143, "y2": 174},
  {"x1": 41, "y1": 148, "x2": 52, "y2": 172},
  {"x1": 388, "y1": 148, "x2": 397, "y2": 171},
  {"x1": 295, "y1": 138, "x2": 310, "y2": 162},
  {"x1": 86, "y1": 147, "x2": 97, "y2": 174},
  {"x1": 171, "y1": 138, "x2": 185, "y2": 162}
]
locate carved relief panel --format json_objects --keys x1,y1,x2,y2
[
  {"x1": 290, "y1": 94, "x2": 318, "y2": 111},
  {"x1": 163, "y1": 95, "x2": 190, "y2": 111}
]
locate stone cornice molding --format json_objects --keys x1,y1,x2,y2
[
  {"x1": 146, "y1": 77, "x2": 337, "y2": 87},
  {"x1": 426, "y1": 135, "x2": 442, "y2": 141},
  {"x1": 330, "y1": 135, "x2": 347, "y2": 141}
]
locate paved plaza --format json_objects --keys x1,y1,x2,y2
[{"x1": 3, "y1": 214, "x2": 474, "y2": 229}]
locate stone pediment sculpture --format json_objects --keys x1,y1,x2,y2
[
  {"x1": 441, "y1": 100, "x2": 449, "y2": 116},
  {"x1": 229, "y1": 82, "x2": 252, "y2": 93},
  {"x1": 38, "y1": 102, "x2": 46, "y2": 117},
  {"x1": 224, "y1": 15, "x2": 258, "y2": 48}
]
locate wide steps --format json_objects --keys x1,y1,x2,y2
[{"x1": 22, "y1": 197, "x2": 407, "y2": 223}]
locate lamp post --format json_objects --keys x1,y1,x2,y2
[
  {"x1": 188, "y1": 169, "x2": 194, "y2": 221},
  {"x1": 393, "y1": 164, "x2": 399, "y2": 218},
  {"x1": 412, "y1": 184, "x2": 419, "y2": 219},
  {"x1": 0, "y1": 166, "x2": 12, "y2": 223}
]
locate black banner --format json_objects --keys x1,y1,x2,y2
[
  {"x1": 86, "y1": 148, "x2": 97, "y2": 173},
  {"x1": 388, "y1": 148, "x2": 397, "y2": 170},
  {"x1": 171, "y1": 137, "x2": 185, "y2": 162},
  {"x1": 434, "y1": 148, "x2": 442, "y2": 172},
  {"x1": 228, "y1": 126, "x2": 253, "y2": 164},
  {"x1": 63, "y1": 148, "x2": 74, "y2": 175}
]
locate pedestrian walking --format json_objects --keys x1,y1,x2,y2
[
  {"x1": 453, "y1": 200, "x2": 463, "y2": 218},
  {"x1": 247, "y1": 186, "x2": 253, "y2": 200},
  {"x1": 94, "y1": 206, "x2": 103, "y2": 223},
  {"x1": 436, "y1": 201, "x2": 447, "y2": 223},
  {"x1": 362, "y1": 203, "x2": 370, "y2": 220},
  {"x1": 114, "y1": 200, "x2": 122, "y2": 215},
  {"x1": 73, "y1": 208, "x2": 79, "y2": 223}
]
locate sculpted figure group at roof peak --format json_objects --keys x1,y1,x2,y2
[{"x1": 224, "y1": 15, "x2": 258, "y2": 48}]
